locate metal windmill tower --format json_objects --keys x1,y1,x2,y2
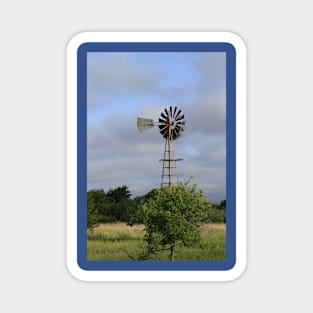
[{"x1": 137, "y1": 106, "x2": 186, "y2": 188}]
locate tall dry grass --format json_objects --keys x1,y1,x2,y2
[{"x1": 87, "y1": 223, "x2": 226, "y2": 261}]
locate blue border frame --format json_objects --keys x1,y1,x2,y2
[{"x1": 77, "y1": 42, "x2": 236, "y2": 271}]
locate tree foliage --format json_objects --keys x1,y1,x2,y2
[
  {"x1": 106, "y1": 185, "x2": 131, "y2": 203},
  {"x1": 137, "y1": 182, "x2": 211, "y2": 260},
  {"x1": 203, "y1": 200, "x2": 226, "y2": 223},
  {"x1": 87, "y1": 189, "x2": 106, "y2": 228},
  {"x1": 87, "y1": 184, "x2": 226, "y2": 241},
  {"x1": 87, "y1": 185, "x2": 135, "y2": 226}
]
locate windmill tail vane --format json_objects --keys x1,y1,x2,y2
[
  {"x1": 136, "y1": 117, "x2": 154, "y2": 132},
  {"x1": 136, "y1": 106, "x2": 186, "y2": 188}
]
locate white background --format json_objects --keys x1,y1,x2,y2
[{"x1": 0, "y1": 1, "x2": 312, "y2": 312}]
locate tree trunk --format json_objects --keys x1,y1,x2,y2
[{"x1": 170, "y1": 245, "x2": 175, "y2": 261}]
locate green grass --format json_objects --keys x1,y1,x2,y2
[{"x1": 87, "y1": 223, "x2": 226, "y2": 261}]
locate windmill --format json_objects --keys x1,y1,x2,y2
[{"x1": 137, "y1": 106, "x2": 186, "y2": 188}]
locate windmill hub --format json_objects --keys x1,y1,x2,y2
[
  {"x1": 137, "y1": 106, "x2": 186, "y2": 188},
  {"x1": 167, "y1": 119, "x2": 173, "y2": 126}
]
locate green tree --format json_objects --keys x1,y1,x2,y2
[
  {"x1": 105, "y1": 185, "x2": 135, "y2": 222},
  {"x1": 87, "y1": 189, "x2": 106, "y2": 228},
  {"x1": 130, "y1": 189, "x2": 159, "y2": 224},
  {"x1": 87, "y1": 186, "x2": 136, "y2": 224},
  {"x1": 205, "y1": 199, "x2": 226, "y2": 223},
  {"x1": 138, "y1": 182, "x2": 211, "y2": 261},
  {"x1": 106, "y1": 185, "x2": 131, "y2": 203}
]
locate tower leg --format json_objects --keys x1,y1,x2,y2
[{"x1": 160, "y1": 129, "x2": 181, "y2": 188}]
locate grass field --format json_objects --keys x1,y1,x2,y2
[{"x1": 87, "y1": 223, "x2": 226, "y2": 261}]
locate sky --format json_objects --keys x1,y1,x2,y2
[{"x1": 87, "y1": 51, "x2": 226, "y2": 202}]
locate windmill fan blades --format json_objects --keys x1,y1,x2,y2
[
  {"x1": 160, "y1": 127, "x2": 169, "y2": 138},
  {"x1": 158, "y1": 118, "x2": 167, "y2": 130},
  {"x1": 174, "y1": 125, "x2": 183, "y2": 138},
  {"x1": 176, "y1": 121, "x2": 186, "y2": 130},
  {"x1": 156, "y1": 107, "x2": 186, "y2": 140},
  {"x1": 159, "y1": 109, "x2": 170, "y2": 138},
  {"x1": 164, "y1": 108, "x2": 169, "y2": 117},
  {"x1": 176, "y1": 120, "x2": 186, "y2": 126},
  {"x1": 175, "y1": 114, "x2": 184, "y2": 122},
  {"x1": 160, "y1": 125, "x2": 169, "y2": 133},
  {"x1": 137, "y1": 117, "x2": 154, "y2": 132},
  {"x1": 174, "y1": 120, "x2": 185, "y2": 138},
  {"x1": 175, "y1": 113, "x2": 183, "y2": 122},
  {"x1": 161, "y1": 112, "x2": 167, "y2": 120},
  {"x1": 174, "y1": 109, "x2": 181, "y2": 119},
  {"x1": 159, "y1": 123, "x2": 168, "y2": 130},
  {"x1": 173, "y1": 106, "x2": 177, "y2": 117},
  {"x1": 172, "y1": 127, "x2": 179, "y2": 140}
]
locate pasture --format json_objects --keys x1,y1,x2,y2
[{"x1": 87, "y1": 223, "x2": 226, "y2": 261}]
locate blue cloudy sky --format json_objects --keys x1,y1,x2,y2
[{"x1": 87, "y1": 51, "x2": 226, "y2": 202}]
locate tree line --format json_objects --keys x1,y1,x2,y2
[{"x1": 87, "y1": 184, "x2": 226, "y2": 229}]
